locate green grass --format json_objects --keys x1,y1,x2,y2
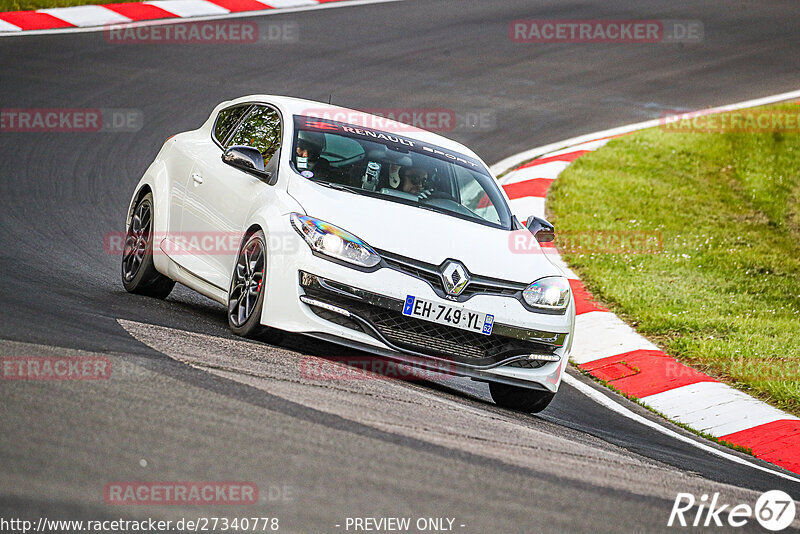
[
  {"x1": 1, "y1": 0, "x2": 129, "y2": 11},
  {"x1": 548, "y1": 102, "x2": 800, "y2": 417}
]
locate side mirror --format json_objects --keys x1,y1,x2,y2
[
  {"x1": 525, "y1": 215, "x2": 555, "y2": 243},
  {"x1": 222, "y1": 145, "x2": 272, "y2": 181}
]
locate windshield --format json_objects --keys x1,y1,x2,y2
[{"x1": 291, "y1": 116, "x2": 513, "y2": 230}]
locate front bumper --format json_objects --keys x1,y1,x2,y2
[
  {"x1": 260, "y1": 223, "x2": 574, "y2": 392},
  {"x1": 299, "y1": 271, "x2": 565, "y2": 370}
]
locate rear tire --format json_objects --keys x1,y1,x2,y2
[
  {"x1": 489, "y1": 382, "x2": 555, "y2": 413},
  {"x1": 227, "y1": 230, "x2": 282, "y2": 343},
  {"x1": 121, "y1": 192, "x2": 175, "y2": 299}
]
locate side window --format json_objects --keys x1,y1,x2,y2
[
  {"x1": 228, "y1": 106, "x2": 282, "y2": 166},
  {"x1": 213, "y1": 105, "x2": 250, "y2": 146},
  {"x1": 454, "y1": 166, "x2": 501, "y2": 224}
]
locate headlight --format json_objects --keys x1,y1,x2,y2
[
  {"x1": 290, "y1": 213, "x2": 381, "y2": 268},
  {"x1": 523, "y1": 276, "x2": 571, "y2": 311}
]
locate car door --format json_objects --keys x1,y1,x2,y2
[
  {"x1": 163, "y1": 137, "x2": 203, "y2": 243},
  {"x1": 162, "y1": 104, "x2": 249, "y2": 284},
  {"x1": 179, "y1": 104, "x2": 283, "y2": 291}
]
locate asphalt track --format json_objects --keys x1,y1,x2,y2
[{"x1": 2, "y1": 0, "x2": 800, "y2": 531}]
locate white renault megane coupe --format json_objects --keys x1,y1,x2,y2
[{"x1": 122, "y1": 95, "x2": 575, "y2": 412}]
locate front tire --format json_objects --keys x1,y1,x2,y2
[
  {"x1": 121, "y1": 192, "x2": 175, "y2": 299},
  {"x1": 227, "y1": 230, "x2": 282, "y2": 343},
  {"x1": 489, "y1": 382, "x2": 555, "y2": 413}
]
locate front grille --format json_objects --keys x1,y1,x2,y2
[
  {"x1": 462, "y1": 281, "x2": 521, "y2": 298},
  {"x1": 351, "y1": 301, "x2": 500, "y2": 361},
  {"x1": 301, "y1": 277, "x2": 559, "y2": 368},
  {"x1": 381, "y1": 255, "x2": 442, "y2": 287},
  {"x1": 379, "y1": 250, "x2": 527, "y2": 301},
  {"x1": 506, "y1": 359, "x2": 548, "y2": 369}
]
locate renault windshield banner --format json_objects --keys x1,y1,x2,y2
[{"x1": 293, "y1": 115, "x2": 486, "y2": 172}]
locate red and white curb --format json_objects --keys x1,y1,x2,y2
[
  {"x1": 493, "y1": 89, "x2": 800, "y2": 476},
  {"x1": 0, "y1": 0, "x2": 397, "y2": 34}
]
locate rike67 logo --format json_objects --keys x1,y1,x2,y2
[{"x1": 668, "y1": 490, "x2": 796, "y2": 531}]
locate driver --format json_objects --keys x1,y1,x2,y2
[
  {"x1": 399, "y1": 166, "x2": 430, "y2": 196},
  {"x1": 296, "y1": 131, "x2": 331, "y2": 178}
]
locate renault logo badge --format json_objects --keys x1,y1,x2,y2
[{"x1": 441, "y1": 261, "x2": 470, "y2": 296}]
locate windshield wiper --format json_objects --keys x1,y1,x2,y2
[
  {"x1": 414, "y1": 200, "x2": 487, "y2": 224},
  {"x1": 414, "y1": 202, "x2": 462, "y2": 217},
  {"x1": 314, "y1": 180, "x2": 361, "y2": 195}
]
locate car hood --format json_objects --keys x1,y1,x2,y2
[{"x1": 287, "y1": 177, "x2": 563, "y2": 284}]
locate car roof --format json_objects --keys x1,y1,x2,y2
[{"x1": 213, "y1": 95, "x2": 485, "y2": 164}]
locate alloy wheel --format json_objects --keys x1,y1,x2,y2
[
  {"x1": 228, "y1": 235, "x2": 265, "y2": 327},
  {"x1": 122, "y1": 199, "x2": 152, "y2": 282}
]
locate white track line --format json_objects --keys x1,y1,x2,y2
[
  {"x1": 562, "y1": 374, "x2": 800, "y2": 483},
  {"x1": 641, "y1": 382, "x2": 800, "y2": 437},
  {"x1": 545, "y1": 138, "x2": 612, "y2": 156},
  {"x1": 491, "y1": 88, "x2": 800, "y2": 176}
]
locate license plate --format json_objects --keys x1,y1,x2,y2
[{"x1": 402, "y1": 295, "x2": 494, "y2": 336}]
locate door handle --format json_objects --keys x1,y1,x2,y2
[{"x1": 191, "y1": 173, "x2": 204, "y2": 185}]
